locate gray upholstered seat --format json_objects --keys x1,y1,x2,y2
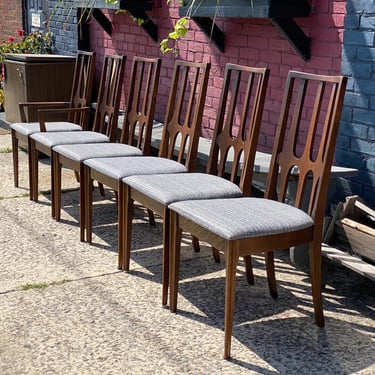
[
  {"x1": 84, "y1": 156, "x2": 188, "y2": 179},
  {"x1": 124, "y1": 173, "x2": 242, "y2": 206},
  {"x1": 53, "y1": 143, "x2": 142, "y2": 162},
  {"x1": 11, "y1": 122, "x2": 82, "y2": 136},
  {"x1": 30, "y1": 131, "x2": 109, "y2": 148},
  {"x1": 169, "y1": 197, "x2": 314, "y2": 240}
]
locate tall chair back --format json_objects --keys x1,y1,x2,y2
[
  {"x1": 91, "y1": 54, "x2": 126, "y2": 141},
  {"x1": 206, "y1": 63, "x2": 269, "y2": 196},
  {"x1": 265, "y1": 71, "x2": 348, "y2": 230},
  {"x1": 67, "y1": 50, "x2": 96, "y2": 125},
  {"x1": 119, "y1": 56, "x2": 162, "y2": 155},
  {"x1": 158, "y1": 60, "x2": 211, "y2": 172}
]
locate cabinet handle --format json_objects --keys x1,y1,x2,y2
[{"x1": 16, "y1": 68, "x2": 24, "y2": 85}]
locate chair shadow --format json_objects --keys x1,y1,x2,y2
[
  {"x1": 54, "y1": 189, "x2": 171, "y2": 264},
  {"x1": 159, "y1": 247, "x2": 375, "y2": 373}
]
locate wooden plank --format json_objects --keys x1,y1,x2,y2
[
  {"x1": 354, "y1": 199, "x2": 375, "y2": 221},
  {"x1": 339, "y1": 218, "x2": 375, "y2": 262},
  {"x1": 322, "y1": 244, "x2": 375, "y2": 281}
]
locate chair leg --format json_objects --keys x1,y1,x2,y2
[
  {"x1": 120, "y1": 183, "x2": 134, "y2": 271},
  {"x1": 309, "y1": 240, "x2": 324, "y2": 327},
  {"x1": 30, "y1": 139, "x2": 39, "y2": 202},
  {"x1": 212, "y1": 247, "x2": 221, "y2": 263},
  {"x1": 191, "y1": 235, "x2": 222, "y2": 263},
  {"x1": 79, "y1": 163, "x2": 85, "y2": 242},
  {"x1": 169, "y1": 210, "x2": 182, "y2": 311},
  {"x1": 11, "y1": 130, "x2": 19, "y2": 188},
  {"x1": 51, "y1": 152, "x2": 60, "y2": 220},
  {"x1": 147, "y1": 209, "x2": 156, "y2": 226},
  {"x1": 265, "y1": 251, "x2": 278, "y2": 298},
  {"x1": 162, "y1": 208, "x2": 171, "y2": 306},
  {"x1": 98, "y1": 182, "x2": 105, "y2": 196},
  {"x1": 243, "y1": 255, "x2": 254, "y2": 285},
  {"x1": 84, "y1": 165, "x2": 94, "y2": 243},
  {"x1": 192, "y1": 235, "x2": 200, "y2": 252},
  {"x1": 224, "y1": 245, "x2": 239, "y2": 359}
]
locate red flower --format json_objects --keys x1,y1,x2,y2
[
  {"x1": 17, "y1": 30, "x2": 24, "y2": 37},
  {"x1": 7, "y1": 36, "x2": 14, "y2": 42}
]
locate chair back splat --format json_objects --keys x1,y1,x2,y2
[
  {"x1": 67, "y1": 51, "x2": 96, "y2": 126},
  {"x1": 265, "y1": 71, "x2": 348, "y2": 228},
  {"x1": 207, "y1": 64, "x2": 269, "y2": 196},
  {"x1": 158, "y1": 60, "x2": 211, "y2": 172},
  {"x1": 91, "y1": 54, "x2": 126, "y2": 141},
  {"x1": 119, "y1": 57, "x2": 162, "y2": 155}
]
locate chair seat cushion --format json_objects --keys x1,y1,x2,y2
[
  {"x1": 169, "y1": 198, "x2": 314, "y2": 240},
  {"x1": 30, "y1": 131, "x2": 109, "y2": 148},
  {"x1": 11, "y1": 122, "x2": 82, "y2": 136},
  {"x1": 124, "y1": 173, "x2": 242, "y2": 205},
  {"x1": 53, "y1": 143, "x2": 142, "y2": 162},
  {"x1": 84, "y1": 156, "x2": 187, "y2": 180}
]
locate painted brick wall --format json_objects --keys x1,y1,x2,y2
[
  {"x1": 89, "y1": 1, "x2": 345, "y2": 147},
  {"x1": 337, "y1": 0, "x2": 375, "y2": 206},
  {"x1": 0, "y1": 1, "x2": 24, "y2": 42}
]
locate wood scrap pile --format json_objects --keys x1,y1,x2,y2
[{"x1": 324, "y1": 195, "x2": 375, "y2": 266}]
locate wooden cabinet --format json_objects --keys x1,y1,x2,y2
[{"x1": 3, "y1": 54, "x2": 75, "y2": 123}]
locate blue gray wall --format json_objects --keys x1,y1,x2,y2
[
  {"x1": 48, "y1": 0, "x2": 80, "y2": 55},
  {"x1": 338, "y1": 0, "x2": 375, "y2": 207}
]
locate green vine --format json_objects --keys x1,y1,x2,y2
[{"x1": 160, "y1": 17, "x2": 189, "y2": 55}]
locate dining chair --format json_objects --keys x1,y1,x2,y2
[
  {"x1": 168, "y1": 71, "x2": 348, "y2": 359},
  {"x1": 10, "y1": 50, "x2": 96, "y2": 191},
  {"x1": 28, "y1": 54, "x2": 126, "y2": 212},
  {"x1": 51, "y1": 56, "x2": 162, "y2": 241},
  {"x1": 83, "y1": 60, "x2": 211, "y2": 264},
  {"x1": 122, "y1": 64, "x2": 270, "y2": 306}
]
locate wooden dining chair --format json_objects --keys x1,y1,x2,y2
[
  {"x1": 51, "y1": 57, "x2": 162, "y2": 242},
  {"x1": 122, "y1": 64, "x2": 270, "y2": 306},
  {"x1": 168, "y1": 71, "x2": 348, "y2": 359},
  {"x1": 11, "y1": 50, "x2": 95, "y2": 190},
  {"x1": 82, "y1": 60, "x2": 211, "y2": 264},
  {"x1": 28, "y1": 54, "x2": 126, "y2": 211}
]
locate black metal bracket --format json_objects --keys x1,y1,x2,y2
[
  {"x1": 127, "y1": 9, "x2": 158, "y2": 42},
  {"x1": 190, "y1": 15, "x2": 310, "y2": 59},
  {"x1": 92, "y1": 9, "x2": 113, "y2": 36},
  {"x1": 192, "y1": 17, "x2": 225, "y2": 52},
  {"x1": 271, "y1": 18, "x2": 311, "y2": 61},
  {"x1": 88, "y1": 1, "x2": 157, "y2": 42}
]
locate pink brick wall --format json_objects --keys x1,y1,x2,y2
[
  {"x1": 89, "y1": 0, "x2": 346, "y2": 153},
  {"x1": 0, "y1": 1, "x2": 23, "y2": 43}
]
